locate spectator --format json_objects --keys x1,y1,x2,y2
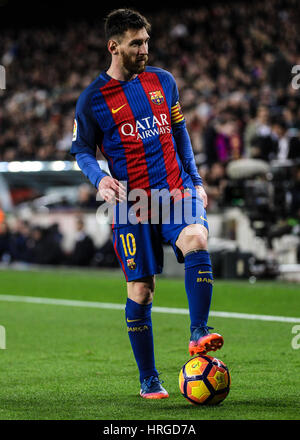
[
  {"x1": 66, "y1": 217, "x2": 95, "y2": 266},
  {"x1": 201, "y1": 162, "x2": 228, "y2": 211},
  {"x1": 94, "y1": 231, "x2": 119, "y2": 268},
  {"x1": 9, "y1": 219, "x2": 32, "y2": 262},
  {"x1": 204, "y1": 110, "x2": 243, "y2": 167},
  {"x1": 77, "y1": 183, "x2": 98, "y2": 209},
  {"x1": 244, "y1": 105, "x2": 272, "y2": 158},
  {"x1": 271, "y1": 117, "x2": 300, "y2": 162},
  {"x1": 0, "y1": 221, "x2": 10, "y2": 262},
  {"x1": 30, "y1": 225, "x2": 63, "y2": 265}
]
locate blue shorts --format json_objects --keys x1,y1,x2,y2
[{"x1": 112, "y1": 190, "x2": 208, "y2": 282}]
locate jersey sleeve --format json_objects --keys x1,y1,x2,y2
[
  {"x1": 169, "y1": 74, "x2": 185, "y2": 125},
  {"x1": 70, "y1": 90, "x2": 103, "y2": 157},
  {"x1": 70, "y1": 90, "x2": 108, "y2": 188},
  {"x1": 171, "y1": 101, "x2": 185, "y2": 125},
  {"x1": 169, "y1": 73, "x2": 202, "y2": 186}
]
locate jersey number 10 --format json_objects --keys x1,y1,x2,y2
[{"x1": 120, "y1": 233, "x2": 136, "y2": 257}]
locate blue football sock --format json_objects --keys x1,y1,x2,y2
[
  {"x1": 184, "y1": 250, "x2": 213, "y2": 334},
  {"x1": 125, "y1": 298, "x2": 158, "y2": 384}
]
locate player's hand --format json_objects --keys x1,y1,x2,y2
[
  {"x1": 98, "y1": 176, "x2": 127, "y2": 203},
  {"x1": 195, "y1": 185, "x2": 208, "y2": 209}
]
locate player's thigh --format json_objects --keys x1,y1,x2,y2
[{"x1": 161, "y1": 191, "x2": 209, "y2": 262}]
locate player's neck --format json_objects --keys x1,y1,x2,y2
[{"x1": 106, "y1": 64, "x2": 137, "y2": 82}]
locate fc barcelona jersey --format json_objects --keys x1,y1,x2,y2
[{"x1": 70, "y1": 66, "x2": 197, "y2": 193}]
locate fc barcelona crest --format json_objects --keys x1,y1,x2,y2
[
  {"x1": 127, "y1": 258, "x2": 137, "y2": 270},
  {"x1": 149, "y1": 90, "x2": 164, "y2": 105}
]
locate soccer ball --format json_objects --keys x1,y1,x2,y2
[{"x1": 179, "y1": 354, "x2": 231, "y2": 405}]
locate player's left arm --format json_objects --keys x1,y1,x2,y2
[
  {"x1": 167, "y1": 70, "x2": 208, "y2": 207},
  {"x1": 171, "y1": 104, "x2": 208, "y2": 208}
]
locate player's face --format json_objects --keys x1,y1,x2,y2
[{"x1": 118, "y1": 28, "x2": 150, "y2": 75}]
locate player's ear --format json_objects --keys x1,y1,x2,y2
[{"x1": 108, "y1": 39, "x2": 119, "y2": 55}]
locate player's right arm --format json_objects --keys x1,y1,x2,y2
[{"x1": 70, "y1": 91, "x2": 126, "y2": 203}]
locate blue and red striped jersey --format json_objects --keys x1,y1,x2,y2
[{"x1": 70, "y1": 66, "x2": 202, "y2": 192}]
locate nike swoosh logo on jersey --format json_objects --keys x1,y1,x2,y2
[
  {"x1": 112, "y1": 104, "x2": 127, "y2": 114},
  {"x1": 126, "y1": 318, "x2": 142, "y2": 323}
]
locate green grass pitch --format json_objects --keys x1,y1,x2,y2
[{"x1": 0, "y1": 268, "x2": 300, "y2": 420}]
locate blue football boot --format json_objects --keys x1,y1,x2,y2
[{"x1": 140, "y1": 375, "x2": 169, "y2": 399}]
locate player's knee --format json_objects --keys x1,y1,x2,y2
[
  {"x1": 188, "y1": 233, "x2": 207, "y2": 251},
  {"x1": 127, "y1": 276, "x2": 155, "y2": 305},
  {"x1": 176, "y1": 225, "x2": 208, "y2": 254},
  {"x1": 130, "y1": 286, "x2": 153, "y2": 305}
]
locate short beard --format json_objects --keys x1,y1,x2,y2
[{"x1": 120, "y1": 50, "x2": 148, "y2": 75}]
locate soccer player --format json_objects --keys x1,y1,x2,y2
[{"x1": 70, "y1": 8, "x2": 223, "y2": 399}]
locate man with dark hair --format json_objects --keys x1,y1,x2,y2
[
  {"x1": 71, "y1": 8, "x2": 223, "y2": 399},
  {"x1": 104, "y1": 8, "x2": 151, "y2": 42},
  {"x1": 67, "y1": 218, "x2": 95, "y2": 266}
]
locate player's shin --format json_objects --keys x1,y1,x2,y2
[
  {"x1": 184, "y1": 250, "x2": 223, "y2": 354},
  {"x1": 184, "y1": 250, "x2": 213, "y2": 331},
  {"x1": 125, "y1": 298, "x2": 158, "y2": 384}
]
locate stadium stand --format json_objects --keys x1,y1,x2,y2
[
  {"x1": 1, "y1": 0, "x2": 300, "y2": 271},
  {"x1": 1, "y1": 0, "x2": 299, "y2": 163}
]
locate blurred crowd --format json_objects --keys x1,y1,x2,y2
[
  {"x1": 1, "y1": 1, "x2": 299, "y2": 154},
  {"x1": 0, "y1": 0, "x2": 300, "y2": 213},
  {"x1": 0, "y1": 215, "x2": 119, "y2": 267}
]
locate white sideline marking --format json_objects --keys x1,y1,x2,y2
[{"x1": 0, "y1": 294, "x2": 300, "y2": 324}]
